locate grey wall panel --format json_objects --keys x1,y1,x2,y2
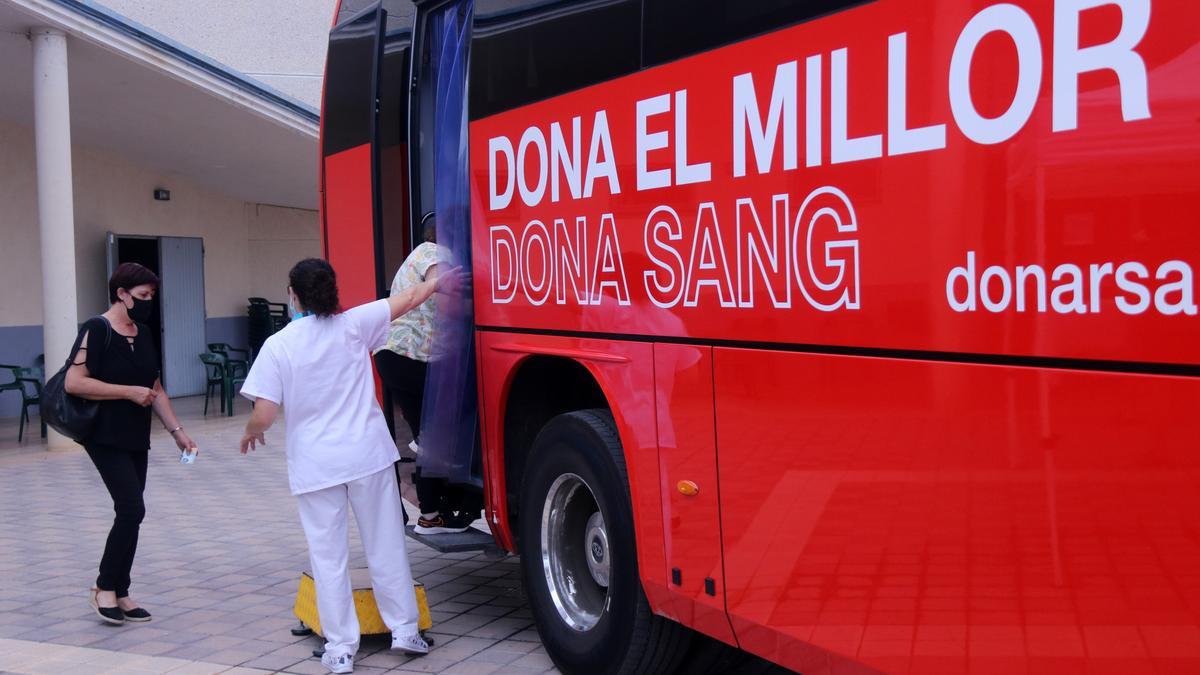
[
  {"x1": 159, "y1": 237, "x2": 207, "y2": 396},
  {"x1": 205, "y1": 316, "x2": 250, "y2": 352},
  {"x1": 0, "y1": 325, "x2": 45, "y2": 419}
]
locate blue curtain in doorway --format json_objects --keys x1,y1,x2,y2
[{"x1": 418, "y1": 0, "x2": 478, "y2": 486}]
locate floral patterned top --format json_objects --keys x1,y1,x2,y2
[{"x1": 377, "y1": 242, "x2": 439, "y2": 362}]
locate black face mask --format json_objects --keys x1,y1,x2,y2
[{"x1": 125, "y1": 295, "x2": 154, "y2": 323}]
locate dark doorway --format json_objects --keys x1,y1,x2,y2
[{"x1": 112, "y1": 236, "x2": 164, "y2": 375}]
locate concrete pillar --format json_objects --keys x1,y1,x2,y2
[{"x1": 32, "y1": 28, "x2": 78, "y2": 450}]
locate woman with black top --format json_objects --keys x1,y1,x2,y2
[{"x1": 65, "y1": 262, "x2": 196, "y2": 625}]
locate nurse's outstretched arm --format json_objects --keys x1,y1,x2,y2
[
  {"x1": 240, "y1": 399, "x2": 279, "y2": 454},
  {"x1": 386, "y1": 265, "x2": 466, "y2": 321}
]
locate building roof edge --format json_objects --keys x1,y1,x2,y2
[{"x1": 51, "y1": 0, "x2": 320, "y2": 123}]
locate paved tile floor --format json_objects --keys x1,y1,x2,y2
[{"x1": 0, "y1": 396, "x2": 555, "y2": 674}]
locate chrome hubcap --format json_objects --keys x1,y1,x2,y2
[
  {"x1": 584, "y1": 511, "x2": 610, "y2": 587},
  {"x1": 541, "y1": 473, "x2": 609, "y2": 631}
]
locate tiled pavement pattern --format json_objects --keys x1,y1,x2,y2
[{"x1": 0, "y1": 397, "x2": 558, "y2": 674}]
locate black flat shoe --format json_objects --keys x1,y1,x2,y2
[
  {"x1": 121, "y1": 607, "x2": 151, "y2": 622},
  {"x1": 89, "y1": 588, "x2": 124, "y2": 626}
]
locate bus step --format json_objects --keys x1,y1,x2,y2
[{"x1": 405, "y1": 525, "x2": 502, "y2": 555}]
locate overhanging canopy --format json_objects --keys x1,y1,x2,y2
[{"x1": 0, "y1": 0, "x2": 321, "y2": 209}]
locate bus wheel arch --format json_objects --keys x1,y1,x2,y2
[
  {"x1": 501, "y1": 355, "x2": 608, "y2": 540},
  {"x1": 501, "y1": 357, "x2": 691, "y2": 673}
]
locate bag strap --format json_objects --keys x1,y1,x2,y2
[
  {"x1": 63, "y1": 323, "x2": 88, "y2": 370},
  {"x1": 64, "y1": 317, "x2": 112, "y2": 370},
  {"x1": 92, "y1": 317, "x2": 113, "y2": 370},
  {"x1": 100, "y1": 316, "x2": 113, "y2": 351}
]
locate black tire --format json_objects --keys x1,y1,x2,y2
[
  {"x1": 674, "y1": 630, "x2": 750, "y2": 675},
  {"x1": 519, "y1": 410, "x2": 692, "y2": 675},
  {"x1": 676, "y1": 629, "x2": 800, "y2": 674}
]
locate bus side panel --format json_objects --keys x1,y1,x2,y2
[
  {"x1": 476, "y1": 331, "x2": 518, "y2": 552},
  {"x1": 476, "y1": 331, "x2": 673, "y2": 613},
  {"x1": 474, "y1": 331, "x2": 503, "y2": 545},
  {"x1": 323, "y1": 144, "x2": 377, "y2": 307},
  {"x1": 468, "y1": 0, "x2": 1200, "y2": 368},
  {"x1": 713, "y1": 348, "x2": 1200, "y2": 675},
  {"x1": 654, "y1": 344, "x2": 737, "y2": 644}
]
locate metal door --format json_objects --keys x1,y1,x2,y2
[
  {"x1": 158, "y1": 237, "x2": 207, "y2": 396},
  {"x1": 105, "y1": 232, "x2": 118, "y2": 281}
]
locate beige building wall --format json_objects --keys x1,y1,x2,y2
[
  {"x1": 0, "y1": 118, "x2": 42, "y2": 327},
  {"x1": 0, "y1": 117, "x2": 320, "y2": 328},
  {"x1": 249, "y1": 203, "x2": 325, "y2": 306}
]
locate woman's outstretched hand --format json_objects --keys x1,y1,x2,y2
[
  {"x1": 435, "y1": 265, "x2": 470, "y2": 295},
  {"x1": 240, "y1": 432, "x2": 265, "y2": 454},
  {"x1": 240, "y1": 400, "x2": 278, "y2": 454}
]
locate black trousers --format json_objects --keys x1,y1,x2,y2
[
  {"x1": 375, "y1": 350, "x2": 481, "y2": 517},
  {"x1": 84, "y1": 444, "x2": 148, "y2": 597}
]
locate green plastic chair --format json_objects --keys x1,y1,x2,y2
[
  {"x1": 198, "y1": 353, "x2": 227, "y2": 416},
  {"x1": 1, "y1": 365, "x2": 24, "y2": 433},
  {"x1": 14, "y1": 367, "x2": 45, "y2": 442},
  {"x1": 208, "y1": 343, "x2": 249, "y2": 377},
  {"x1": 224, "y1": 369, "x2": 246, "y2": 417}
]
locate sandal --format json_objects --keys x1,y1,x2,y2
[
  {"x1": 89, "y1": 588, "x2": 125, "y2": 626},
  {"x1": 120, "y1": 606, "x2": 151, "y2": 622}
]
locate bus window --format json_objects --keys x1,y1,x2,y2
[
  {"x1": 334, "y1": 0, "x2": 376, "y2": 27},
  {"x1": 410, "y1": 0, "x2": 481, "y2": 486},
  {"x1": 322, "y1": 5, "x2": 385, "y2": 309},
  {"x1": 642, "y1": 0, "x2": 871, "y2": 68},
  {"x1": 410, "y1": 5, "x2": 437, "y2": 224},
  {"x1": 378, "y1": 27, "x2": 413, "y2": 286},
  {"x1": 322, "y1": 5, "x2": 383, "y2": 158},
  {"x1": 469, "y1": 0, "x2": 639, "y2": 120},
  {"x1": 334, "y1": 0, "x2": 413, "y2": 30},
  {"x1": 382, "y1": 0, "x2": 416, "y2": 34}
]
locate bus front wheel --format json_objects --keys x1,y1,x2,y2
[{"x1": 518, "y1": 410, "x2": 690, "y2": 674}]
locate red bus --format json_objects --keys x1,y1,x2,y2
[{"x1": 319, "y1": 1, "x2": 1200, "y2": 672}]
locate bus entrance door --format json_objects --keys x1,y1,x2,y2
[{"x1": 322, "y1": 4, "x2": 384, "y2": 308}]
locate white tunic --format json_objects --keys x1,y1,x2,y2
[{"x1": 241, "y1": 299, "x2": 398, "y2": 495}]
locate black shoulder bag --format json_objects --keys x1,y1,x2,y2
[{"x1": 42, "y1": 318, "x2": 112, "y2": 443}]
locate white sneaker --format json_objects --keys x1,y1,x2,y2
[
  {"x1": 321, "y1": 651, "x2": 354, "y2": 673},
  {"x1": 392, "y1": 632, "x2": 430, "y2": 655}
]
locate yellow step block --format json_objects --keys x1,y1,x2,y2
[{"x1": 294, "y1": 568, "x2": 433, "y2": 636}]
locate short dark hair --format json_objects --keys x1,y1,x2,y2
[
  {"x1": 421, "y1": 211, "x2": 436, "y2": 243},
  {"x1": 108, "y1": 262, "x2": 159, "y2": 303},
  {"x1": 289, "y1": 258, "x2": 340, "y2": 317}
]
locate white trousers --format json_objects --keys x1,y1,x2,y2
[{"x1": 296, "y1": 465, "x2": 419, "y2": 658}]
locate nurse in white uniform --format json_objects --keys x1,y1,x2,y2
[{"x1": 238, "y1": 257, "x2": 459, "y2": 674}]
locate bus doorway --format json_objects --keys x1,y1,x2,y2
[{"x1": 408, "y1": 0, "x2": 483, "y2": 490}]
